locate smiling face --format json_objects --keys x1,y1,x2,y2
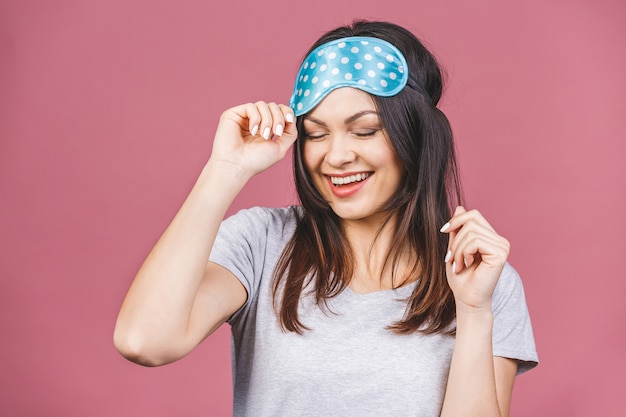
[{"x1": 302, "y1": 87, "x2": 405, "y2": 224}]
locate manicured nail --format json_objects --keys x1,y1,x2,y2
[
  {"x1": 250, "y1": 125, "x2": 259, "y2": 136},
  {"x1": 452, "y1": 261, "x2": 457, "y2": 274},
  {"x1": 275, "y1": 124, "x2": 283, "y2": 137},
  {"x1": 262, "y1": 127, "x2": 271, "y2": 140},
  {"x1": 440, "y1": 222, "x2": 450, "y2": 233},
  {"x1": 444, "y1": 250, "x2": 452, "y2": 263},
  {"x1": 464, "y1": 257, "x2": 469, "y2": 268},
  {"x1": 285, "y1": 113, "x2": 294, "y2": 123}
]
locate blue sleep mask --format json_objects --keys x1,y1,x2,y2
[{"x1": 289, "y1": 36, "x2": 409, "y2": 116}]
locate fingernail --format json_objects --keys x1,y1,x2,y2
[
  {"x1": 262, "y1": 127, "x2": 271, "y2": 140},
  {"x1": 463, "y1": 257, "x2": 469, "y2": 268},
  {"x1": 444, "y1": 250, "x2": 452, "y2": 263},
  {"x1": 275, "y1": 124, "x2": 283, "y2": 137},
  {"x1": 452, "y1": 261, "x2": 457, "y2": 274},
  {"x1": 250, "y1": 125, "x2": 259, "y2": 136},
  {"x1": 285, "y1": 113, "x2": 294, "y2": 123},
  {"x1": 440, "y1": 222, "x2": 450, "y2": 233}
]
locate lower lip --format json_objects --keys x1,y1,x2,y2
[{"x1": 326, "y1": 175, "x2": 370, "y2": 198}]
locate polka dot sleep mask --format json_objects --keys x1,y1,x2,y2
[{"x1": 289, "y1": 36, "x2": 409, "y2": 116}]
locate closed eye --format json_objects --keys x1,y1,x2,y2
[
  {"x1": 303, "y1": 132, "x2": 328, "y2": 141},
  {"x1": 353, "y1": 129, "x2": 380, "y2": 138}
]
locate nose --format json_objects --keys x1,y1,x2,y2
[{"x1": 324, "y1": 135, "x2": 356, "y2": 167}]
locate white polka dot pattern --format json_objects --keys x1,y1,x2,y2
[{"x1": 289, "y1": 36, "x2": 409, "y2": 116}]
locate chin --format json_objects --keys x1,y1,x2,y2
[{"x1": 329, "y1": 204, "x2": 383, "y2": 223}]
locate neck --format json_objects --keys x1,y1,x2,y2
[{"x1": 342, "y1": 213, "x2": 416, "y2": 293}]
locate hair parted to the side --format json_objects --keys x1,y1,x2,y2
[{"x1": 272, "y1": 20, "x2": 463, "y2": 335}]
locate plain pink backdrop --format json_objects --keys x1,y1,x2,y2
[{"x1": 1, "y1": 0, "x2": 625, "y2": 416}]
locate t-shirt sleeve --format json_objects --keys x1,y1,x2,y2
[
  {"x1": 491, "y1": 263, "x2": 539, "y2": 374},
  {"x1": 209, "y1": 207, "x2": 273, "y2": 324},
  {"x1": 208, "y1": 206, "x2": 295, "y2": 326}
]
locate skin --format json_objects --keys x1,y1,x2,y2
[
  {"x1": 114, "y1": 88, "x2": 517, "y2": 416},
  {"x1": 302, "y1": 88, "x2": 409, "y2": 292},
  {"x1": 302, "y1": 88, "x2": 404, "y2": 226},
  {"x1": 440, "y1": 206, "x2": 518, "y2": 417},
  {"x1": 113, "y1": 101, "x2": 296, "y2": 365}
]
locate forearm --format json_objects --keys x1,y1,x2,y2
[
  {"x1": 114, "y1": 160, "x2": 249, "y2": 361},
  {"x1": 440, "y1": 308, "x2": 501, "y2": 417}
]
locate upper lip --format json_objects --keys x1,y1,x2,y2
[
  {"x1": 325, "y1": 171, "x2": 372, "y2": 185},
  {"x1": 324, "y1": 171, "x2": 372, "y2": 178}
]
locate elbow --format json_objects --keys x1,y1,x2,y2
[{"x1": 113, "y1": 326, "x2": 176, "y2": 367}]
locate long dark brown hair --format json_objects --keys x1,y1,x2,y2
[{"x1": 272, "y1": 20, "x2": 462, "y2": 335}]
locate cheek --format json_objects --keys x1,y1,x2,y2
[
  {"x1": 302, "y1": 142, "x2": 322, "y2": 172},
  {"x1": 363, "y1": 141, "x2": 398, "y2": 167},
  {"x1": 371, "y1": 143, "x2": 405, "y2": 184}
]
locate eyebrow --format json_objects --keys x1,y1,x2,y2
[{"x1": 304, "y1": 110, "x2": 379, "y2": 127}]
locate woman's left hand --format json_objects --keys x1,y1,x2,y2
[{"x1": 440, "y1": 206, "x2": 510, "y2": 314}]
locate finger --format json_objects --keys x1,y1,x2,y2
[
  {"x1": 442, "y1": 206, "x2": 465, "y2": 267},
  {"x1": 439, "y1": 206, "x2": 465, "y2": 234},
  {"x1": 450, "y1": 231, "x2": 509, "y2": 274},
  {"x1": 280, "y1": 105, "x2": 297, "y2": 137},
  {"x1": 267, "y1": 102, "x2": 285, "y2": 138},
  {"x1": 447, "y1": 215, "x2": 506, "y2": 270},
  {"x1": 449, "y1": 220, "x2": 498, "y2": 253},
  {"x1": 442, "y1": 208, "x2": 500, "y2": 273},
  {"x1": 270, "y1": 108, "x2": 297, "y2": 158},
  {"x1": 447, "y1": 208, "x2": 495, "y2": 234},
  {"x1": 279, "y1": 104, "x2": 296, "y2": 133},
  {"x1": 440, "y1": 207, "x2": 496, "y2": 235},
  {"x1": 240, "y1": 102, "x2": 261, "y2": 137},
  {"x1": 282, "y1": 105, "x2": 295, "y2": 124},
  {"x1": 254, "y1": 101, "x2": 274, "y2": 140}
]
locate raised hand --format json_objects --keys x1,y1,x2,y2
[
  {"x1": 209, "y1": 101, "x2": 298, "y2": 179},
  {"x1": 440, "y1": 206, "x2": 510, "y2": 313}
]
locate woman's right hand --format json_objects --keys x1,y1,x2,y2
[{"x1": 208, "y1": 102, "x2": 297, "y2": 179}]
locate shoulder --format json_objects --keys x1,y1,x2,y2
[
  {"x1": 220, "y1": 205, "x2": 301, "y2": 238},
  {"x1": 224, "y1": 205, "x2": 300, "y2": 226}
]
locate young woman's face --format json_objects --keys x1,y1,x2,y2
[{"x1": 302, "y1": 87, "x2": 404, "y2": 223}]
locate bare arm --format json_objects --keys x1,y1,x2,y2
[
  {"x1": 113, "y1": 102, "x2": 296, "y2": 366},
  {"x1": 441, "y1": 309, "x2": 518, "y2": 417},
  {"x1": 439, "y1": 207, "x2": 517, "y2": 417}
]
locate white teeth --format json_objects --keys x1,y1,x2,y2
[{"x1": 330, "y1": 173, "x2": 369, "y2": 186}]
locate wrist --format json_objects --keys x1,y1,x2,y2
[
  {"x1": 201, "y1": 159, "x2": 253, "y2": 188},
  {"x1": 185, "y1": 160, "x2": 250, "y2": 211},
  {"x1": 455, "y1": 303, "x2": 494, "y2": 324},
  {"x1": 454, "y1": 308, "x2": 494, "y2": 345}
]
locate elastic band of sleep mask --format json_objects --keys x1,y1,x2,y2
[{"x1": 289, "y1": 36, "x2": 409, "y2": 116}]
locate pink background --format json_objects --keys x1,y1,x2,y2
[{"x1": 1, "y1": 0, "x2": 624, "y2": 416}]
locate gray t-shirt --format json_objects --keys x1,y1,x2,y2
[{"x1": 210, "y1": 206, "x2": 538, "y2": 417}]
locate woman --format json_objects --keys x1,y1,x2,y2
[{"x1": 114, "y1": 20, "x2": 538, "y2": 417}]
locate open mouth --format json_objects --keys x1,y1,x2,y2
[{"x1": 330, "y1": 173, "x2": 370, "y2": 187}]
